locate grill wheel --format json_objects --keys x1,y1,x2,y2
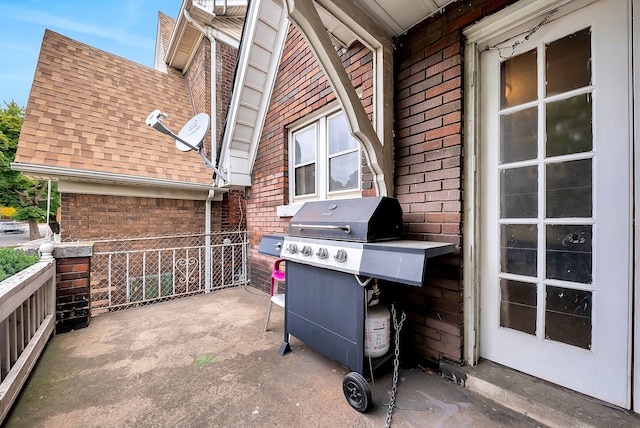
[{"x1": 342, "y1": 371, "x2": 371, "y2": 412}]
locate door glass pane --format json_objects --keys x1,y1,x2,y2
[
  {"x1": 546, "y1": 94, "x2": 592, "y2": 157},
  {"x1": 546, "y1": 286, "x2": 592, "y2": 349},
  {"x1": 295, "y1": 164, "x2": 315, "y2": 196},
  {"x1": 500, "y1": 279, "x2": 536, "y2": 335},
  {"x1": 500, "y1": 107, "x2": 538, "y2": 163},
  {"x1": 546, "y1": 225, "x2": 592, "y2": 284},
  {"x1": 501, "y1": 49, "x2": 537, "y2": 108},
  {"x1": 500, "y1": 166, "x2": 538, "y2": 218},
  {"x1": 329, "y1": 152, "x2": 359, "y2": 192},
  {"x1": 546, "y1": 159, "x2": 592, "y2": 218},
  {"x1": 294, "y1": 126, "x2": 315, "y2": 164},
  {"x1": 500, "y1": 224, "x2": 537, "y2": 277},
  {"x1": 328, "y1": 113, "x2": 357, "y2": 154},
  {"x1": 546, "y1": 28, "x2": 591, "y2": 96}
]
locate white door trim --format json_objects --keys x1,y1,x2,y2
[
  {"x1": 461, "y1": 0, "x2": 595, "y2": 367},
  {"x1": 463, "y1": 1, "x2": 635, "y2": 401},
  {"x1": 633, "y1": 0, "x2": 640, "y2": 413}
]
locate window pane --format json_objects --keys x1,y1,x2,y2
[
  {"x1": 546, "y1": 28, "x2": 591, "y2": 96},
  {"x1": 500, "y1": 279, "x2": 537, "y2": 335},
  {"x1": 546, "y1": 286, "x2": 592, "y2": 349},
  {"x1": 328, "y1": 113, "x2": 357, "y2": 155},
  {"x1": 546, "y1": 159, "x2": 592, "y2": 218},
  {"x1": 295, "y1": 164, "x2": 315, "y2": 196},
  {"x1": 501, "y1": 49, "x2": 537, "y2": 108},
  {"x1": 500, "y1": 224, "x2": 537, "y2": 277},
  {"x1": 294, "y1": 126, "x2": 315, "y2": 165},
  {"x1": 546, "y1": 94, "x2": 592, "y2": 157},
  {"x1": 500, "y1": 107, "x2": 538, "y2": 163},
  {"x1": 500, "y1": 166, "x2": 538, "y2": 218},
  {"x1": 546, "y1": 225, "x2": 592, "y2": 284},
  {"x1": 329, "y1": 152, "x2": 359, "y2": 192}
]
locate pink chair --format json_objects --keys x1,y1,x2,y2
[{"x1": 264, "y1": 259, "x2": 286, "y2": 331}]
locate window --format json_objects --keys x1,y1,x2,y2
[{"x1": 290, "y1": 110, "x2": 361, "y2": 202}]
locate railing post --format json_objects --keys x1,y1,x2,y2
[
  {"x1": 39, "y1": 243, "x2": 54, "y2": 261},
  {"x1": 51, "y1": 243, "x2": 94, "y2": 334}
]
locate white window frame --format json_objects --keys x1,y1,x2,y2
[{"x1": 285, "y1": 105, "x2": 362, "y2": 209}]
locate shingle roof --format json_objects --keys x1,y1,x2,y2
[{"x1": 15, "y1": 29, "x2": 213, "y2": 186}]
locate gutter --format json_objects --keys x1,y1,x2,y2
[{"x1": 11, "y1": 162, "x2": 222, "y2": 192}]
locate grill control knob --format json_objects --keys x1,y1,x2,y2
[
  {"x1": 286, "y1": 243, "x2": 298, "y2": 254},
  {"x1": 316, "y1": 247, "x2": 328, "y2": 259},
  {"x1": 334, "y1": 249, "x2": 348, "y2": 264},
  {"x1": 301, "y1": 245, "x2": 312, "y2": 257}
]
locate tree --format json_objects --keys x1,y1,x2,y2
[{"x1": 0, "y1": 100, "x2": 60, "y2": 240}]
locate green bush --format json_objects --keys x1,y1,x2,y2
[{"x1": 0, "y1": 248, "x2": 39, "y2": 282}]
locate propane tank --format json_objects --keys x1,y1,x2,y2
[{"x1": 364, "y1": 286, "x2": 391, "y2": 358}]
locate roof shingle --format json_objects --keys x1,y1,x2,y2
[{"x1": 16, "y1": 29, "x2": 213, "y2": 186}]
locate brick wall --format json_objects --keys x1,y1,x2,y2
[
  {"x1": 216, "y1": 41, "x2": 237, "y2": 147},
  {"x1": 393, "y1": 0, "x2": 517, "y2": 364},
  {"x1": 215, "y1": 40, "x2": 242, "y2": 231},
  {"x1": 61, "y1": 193, "x2": 223, "y2": 239},
  {"x1": 55, "y1": 253, "x2": 91, "y2": 333},
  {"x1": 247, "y1": 25, "x2": 374, "y2": 293},
  {"x1": 185, "y1": 38, "x2": 210, "y2": 116}
]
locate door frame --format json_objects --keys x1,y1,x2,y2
[
  {"x1": 633, "y1": 0, "x2": 640, "y2": 413},
  {"x1": 462, "y1": 0, "x2": 638, "y2": 410}
]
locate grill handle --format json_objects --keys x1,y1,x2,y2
[{"x1": 291, "y1": 223, "x2": 352, "y2": 234}]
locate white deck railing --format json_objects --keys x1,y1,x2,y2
[
  {"x1": 0, "y1": 247, "x2": 55, "y2": 422},
  {"x1": 90, "y1": 232, "x2": 249, "y2": 313}
]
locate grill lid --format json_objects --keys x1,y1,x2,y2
[{"x1": 289, "y1": 196, "x2": 403, "y2": 242}]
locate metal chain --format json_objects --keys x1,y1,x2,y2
[
  {"x1": 485, "y1": 9, "x2": 557, "y2": 59},
  {"x1": 385, "y1": 304, "x2": 406, "y2": 428}
]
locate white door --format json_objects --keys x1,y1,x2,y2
[{"x1": 479, "y1": 0, "x2": 632, "y2": 407}]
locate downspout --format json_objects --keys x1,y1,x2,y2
[
  {"x1": 205, "y1": 188, "x2": 214, "y2": 292},
  {"x1": 183, "y1": 8, "x2": 219, "y2": 292}
]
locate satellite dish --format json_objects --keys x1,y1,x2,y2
[{"x1": 176, "y1": 113, "x2": 210, "y2": 152}]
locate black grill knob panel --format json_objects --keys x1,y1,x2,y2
[
  {"x1": 334, "y1": 249, "x2": 348, "y2": 264},
  {"x1": 316, "y1": 247, "x2": 328, "y2": 259},
  {"x1": 286, "y1": 243, "x2": 298, "y2": 254},
  {"x1": 301, "y1": 245, "x2": 312, "y2": 257}
]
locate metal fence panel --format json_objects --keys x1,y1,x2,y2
[{"x1": 90, "y1": 232, "x2": 249, "y2": 314}]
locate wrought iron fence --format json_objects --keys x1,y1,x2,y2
[{"x1": 90, "y1": 231, "x2": 248, "y2": 314}]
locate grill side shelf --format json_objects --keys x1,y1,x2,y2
[
  {"x1": 359, "y1": 241, "x2": 455, "y2": 287},
  {"x1": 257, "y1": 235, "x2": 285, "y2": 257}
]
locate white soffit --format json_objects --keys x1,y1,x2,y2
[
  {"x1": 167, "y1": 0, "x2": 247, "y2": 69},
  {"x1": 218, "y1": 0, "x2": 290, "y2": 187},
  {"x1": 354, "y1": 0, "x2": 459, "y2": 36},
  {"x1": 315, "y1": 3, "x2": 358, "y2": 48}
]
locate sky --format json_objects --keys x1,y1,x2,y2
[{"x1": 0, "y1": 0, "x2": 182, "y2": 108}]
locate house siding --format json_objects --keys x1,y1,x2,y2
[
  {"x1": 216, "y1": 42, "x2": 246, "y2": 233},
  {"x1": 61, "y1": 193, "x2": 222, "y2": 239},
  {"x1": 393, "y1": 0, "x2": 519, "y2": 363},
  {"x1": 247, "y1": 25, "x2": 374, "y2": 296},
  {"x1": 217, "y1": 41, "x2": 237, "y2": 146},
  {"x1": 49, "y1": 34, "x2": 242, "y2": 242},
  {"x1": 185, "y1": 38, "x2": 211, "y2": 141},
  {"x1": 248, "y1": 0, "x2": 519, "y2": 365}
]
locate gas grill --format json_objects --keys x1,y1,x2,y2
[{"x1": 258, "y1": 196, "x2": 454, "y2": 412}]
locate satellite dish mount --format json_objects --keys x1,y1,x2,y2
[{"x1": 145, "y1": 109, "x2": 227, "y2": 181}]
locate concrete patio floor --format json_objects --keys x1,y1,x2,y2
[
  {"x1": 4, "y1": 286, "x2": 546, "y2": 428},
  {"x1": 8, "y1": 285, "x2": 638, "y2": 428}
]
